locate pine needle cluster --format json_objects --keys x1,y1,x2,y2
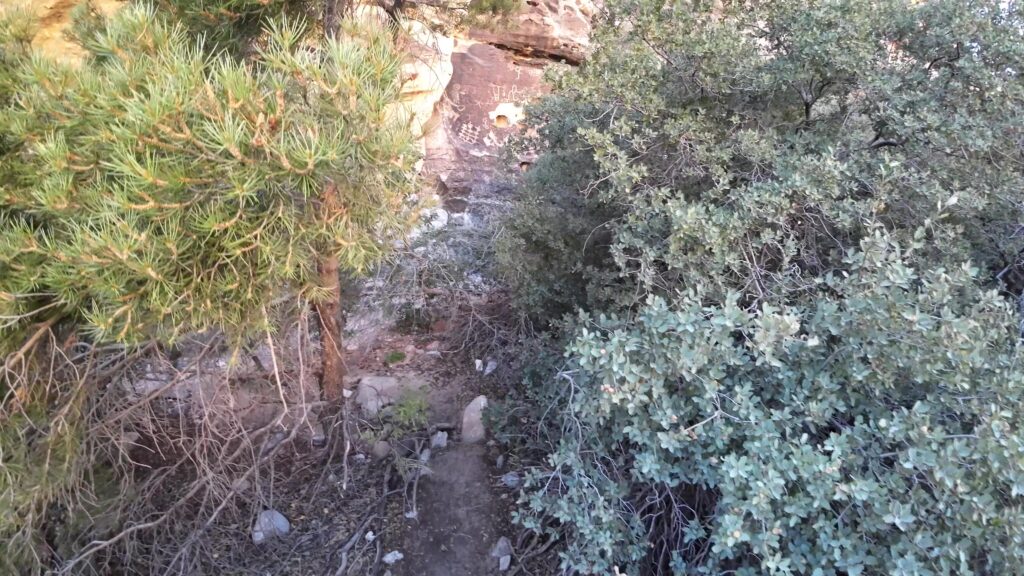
[{"x1": 0, "y1": 4, "x2": 417, "y2": 354}]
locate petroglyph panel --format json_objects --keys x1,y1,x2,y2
[{"x1": 444, "y1": 42, "x2": 548, "y2": 155}]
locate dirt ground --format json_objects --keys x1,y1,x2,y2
[
  {"x1": 394, "y1": 444, "x2": 511, "y2": 576},
  {"x1": 356, "y1": 331, "x2": 517, "y2": 576},
  {"x1": 186, "y1": 327, "x2": 518, "y2": 576}
]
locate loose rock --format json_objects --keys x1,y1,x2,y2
[
  {"x1": 500, "y1": 472, "x2": 521, "y2": 489},
  {"x1": 371, "y1": 440, "x2": 392, "y2": 460},
  {"x1": 310, "y1": 422, "x2": 326, "y2": 447},
  {"x1": 461, "y1": 395, "x2": 488, "y2": 443},
  {"x1": 431, "y1": 431, "x2": 448, "y2": 449},
  {"x1": 490, "y1": 536, "x2": 513, "y2": 558},
  {"x1": 382, "y1": 550, "x2": 405, "y2": 565},
  {"x1": 251, "y1": 509, "x2": 290, "y2": 545}
]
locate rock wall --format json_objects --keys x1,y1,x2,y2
[
  {"x1": 468, "y1": 0, "x2": 596, "y2": 63},
  {"x1": 413, "y1": 0, "x2": 597, "y2": 195},
  {"x1": 423, "y1": 39, "x2": 549, "y2": 195}
]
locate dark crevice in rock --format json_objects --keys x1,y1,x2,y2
[{"x1": 475, "y1": 39, "x2": 581, "y2": 65}]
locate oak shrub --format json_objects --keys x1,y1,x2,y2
[{"x1": 500, "y1": 0, "x2": 1024, "y2": 574}]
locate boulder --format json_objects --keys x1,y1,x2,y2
[
  {"x1": 398, "y1": 20, "x2": 455, "y2": 141},
  {"x1": 461, "y1": 395, "x2": 488, "y2": 443},
  {"x1": 355, "y1": 5, "x2": 454, "y2": 172}
]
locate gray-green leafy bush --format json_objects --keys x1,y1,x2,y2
[{"x1": 502, "y1": 0, "x2": 1024, "y2": 573}]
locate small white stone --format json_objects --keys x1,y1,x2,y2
[
  {"x1": 252, "y1": 509, "x2": 290, "y2": 545},
  {"x1": 501, "y1": 472, "x2": 521, "y2": 489},
  {"x1": 451, "y1": 212, "x2": 473, "y2": 227},
  {"x1": 431, "y1": 431, "x2": 448, "y2": 449},
  {"x1": 382, "y1": 550, "x2": 404, "y2": 565}
]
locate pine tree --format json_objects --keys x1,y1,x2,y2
[
  {"x1": 0, "y1": 4, "x2": 418, "y2": 571},
  {"x1": 151, "y1": 0, "x2": 295, "y2": 52},
  {"x1": 0, "y1": 4, "x2": 418, "y2": 395}
]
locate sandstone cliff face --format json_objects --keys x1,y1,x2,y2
[
  {"x1": 27, "y1": 0, "x2": 596, "y2": 184},
  {"x1": 24, "y1": 0, "x2": 123, "y2": 64},
  {"x1": 468, "y1": 0, "x2": 596, "y2": 63},
  {"x1": 421, "y1": 39, "x2": 548, "y2": 195},
  {"x1": 414, "y1": 0, "x2": 599, "y2": 196},
  {"x1": 400, "y1": 19, "x2": 456, "y2": 144}
]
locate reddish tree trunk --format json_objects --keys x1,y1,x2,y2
[
  {"x1": 317, "y1": 254, "x2": 345, "y2": 402},
  {"x1": 317, "y1": 181, "x2": 346, "y2": 402}
]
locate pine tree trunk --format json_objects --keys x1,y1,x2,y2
[
  {"x1": 317, "y1": 181, "x2": 346, "y2": 402},
  {"x1": 317, "y1": 254, "x2": 345, "y2": 402}
]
